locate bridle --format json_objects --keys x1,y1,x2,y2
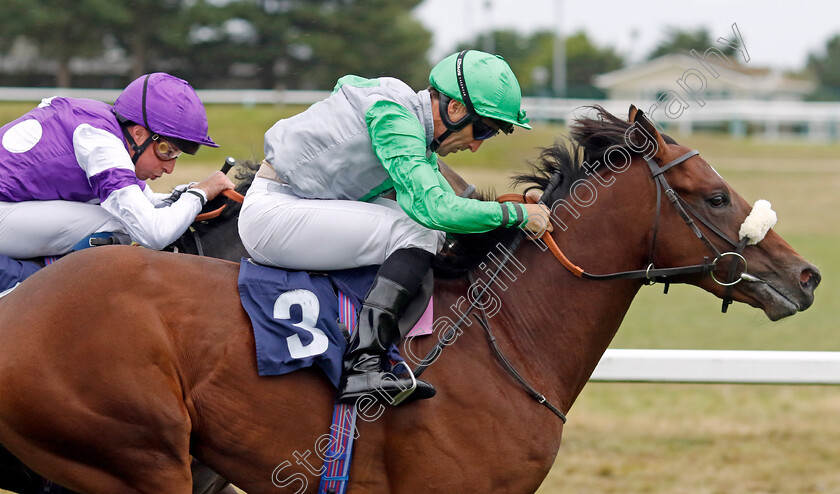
[
  {"x1": 643, "y1": 150, "x2": 752, "y2": 312},
  {"x1": 422, "y1": 146, "x2": 763, "y2": 423},
  {"x1": 168, "y1": 157, "x2": 245, "y2": 256},
  {"x1": 194, "y1": 188, "x2": 244, "y2": 222},
  {"x1": 519, "y1": 148, "x2": 756, "y2": 312}
]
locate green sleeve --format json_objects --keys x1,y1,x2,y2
[
  {"x1": 365, "y1": 100, "x2": 527, "y2": 234},
  {"x1": 433, "y1": 163, "x2": 457, "y2": 195}
]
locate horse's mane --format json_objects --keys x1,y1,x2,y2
[
  {"x1": 435, "y1": 105, "x2": 678, "y2": 276},
  {"x1": 233, "y1": 159, "x2": 260, "y2": 195},
  {"x1": 188, "y1": 160, "x2": 259, "y2": 225},
  {"x1": 512, "y1": 105, "x2": 677, "y2": 205}
]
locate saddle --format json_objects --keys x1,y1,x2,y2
[
  {"x1": 237, "y1": 259, "x2": 433, "y2": 386},
  {"x1": 29, "y1": 232, "x2": 133, "y2": 267},
  {"x1": 0, "y1": 232, "x2": 133, "y2": 298}
]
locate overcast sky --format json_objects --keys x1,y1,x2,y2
[{"x1": 413, "y1": 0, "x2": 839, "y2": 71}]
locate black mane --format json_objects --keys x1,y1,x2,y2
[
  {"x1": 436, "y1": 105, "x2": 677, "y2": 276},
  {"x1": 188, "y1": 159, "x2": 259, "y2": 223},
  {"x1": 512, "y1": 105, "x2": 677, "y2": 205},
  {"x1": 233, "y1": 159, "x2": 260, "y2": 195}
]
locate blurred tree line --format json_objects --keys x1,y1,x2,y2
[
  {"x1": 457, "y1": 30, "x2": 623, "y2": 98},
  {"x1": 807, "y1": 35, "x2": 840, "y2": 101},
  {"x1": 1, "y1": 3, "x2": 838, "y2": 101},
  {"x1": 0, "y1": 0, "x2": 433, "y2": 90},
  {"x1": 0, "y1": 0, "x2": 657, "y2": 97}
]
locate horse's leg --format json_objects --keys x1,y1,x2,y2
[
  {"x1": 181, "y1": 321, "x2": 339, "y2": 494},
  {"x1": 187, "y1": 367, "x2": 338, "y2": 494},
  {"x1": 0, "y1": 406, "x2": 192, "y2": 494},
  {"x1": 0, "y1": 443, "x2": 39, "y2": 493},
  {"x1": 0, "y1": 367, "x2": 194, "y2": 494},
  {"x1": 2, "y1": 426, "x2": 225, "y2": 494},
  {"x1": 0, "y1": 268, "x2": 196, "y2": 493}
]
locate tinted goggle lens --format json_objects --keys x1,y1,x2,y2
[
  {"x1": 473, "y1": 117, "x2": 510, "y2": 141},
  {"x1": 472, "y1": 118, "x2": 499, "y2": 141},
  {"x1": 153, "y1": 136, "x2": 183, "y2": 161}
]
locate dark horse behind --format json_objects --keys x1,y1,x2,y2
[
  {"x1": 0, "y1": 167, "x2": 253, "y2": 494},
  {"x1": 0, "y1": 106, "x2": 819, "y2": 493}
]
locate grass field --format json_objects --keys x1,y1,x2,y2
[{"x1": 2, "y1": 101, "x2": 838, "y2": 492}]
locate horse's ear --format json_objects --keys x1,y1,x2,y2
[
  {"x1": 629, "y1": 107, "x2": 669, "y2": 161},
  {"x1": 628, "y1": 104, "x2": 638, "y2": 122}
]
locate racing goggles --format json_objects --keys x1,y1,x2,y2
[
  {"x1": 472, "y1": 117, "x2": 508, "y2": 141},
  {"x1": 152, "y1": 135, "x2": 183, "y2": 161}
]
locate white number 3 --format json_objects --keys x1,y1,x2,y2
[{"x1": 273, "y1": 289, "x2": 329, "y2": 359}]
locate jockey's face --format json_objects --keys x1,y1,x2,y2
[
  {"x1": 435, "y1": 124, "x2": 484, "y2": 157},
  {"x1": 129, "y1": 126, "x2": 178, "y2": 180},
  {"x1": 433, "y1": 99, "x2": 485, "y2": 157}
]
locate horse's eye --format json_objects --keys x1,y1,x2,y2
[{"x1": 706, "y1": 194, "x2": 729, "y2": 208}]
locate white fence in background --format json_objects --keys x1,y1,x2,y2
[
  {"x1": 524, "y1": 98, "x2": 840, "y2": 140},
  {"x1": 2, "y1": 88, "x2": 840, "y2": 139},
  {"x1": 591, "y1": 349, "x2": 840, "y2": 385},
  {"x1": 0, "y1": 86, "x2": 331, "y2": 106}
]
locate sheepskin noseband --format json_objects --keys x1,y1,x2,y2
[{"x1": 739, "y1": 200, "x2": 777, "y2": 245}]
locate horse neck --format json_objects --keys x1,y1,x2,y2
[
  {"x1": 190, "y1": 213, "x2": 249, "y2": 262},
  {"x1": 473, "y1": 159, "x2": 655, "y2": 413}
]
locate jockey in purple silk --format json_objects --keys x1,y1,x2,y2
[{"x1": 0, "y1": 73, "x2": 234, "y2": 294}]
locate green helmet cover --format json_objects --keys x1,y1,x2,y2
[{"x1": 429, "y1": 50, "x2": 531, "y2": 130}]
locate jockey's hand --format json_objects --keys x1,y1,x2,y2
[
  {"x1": 191, "y1": 171, "x2": 235, "y2": 201},
  {"x1": 522, "y1": 202, "x2": 553, "y2": 235},
  {"x1": 525, "y1": 188, "x2": 542, "y2": 204}
]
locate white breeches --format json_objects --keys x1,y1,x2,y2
[
  {"x1": 238, "y1": 176, "x2": 441, "y2": 271},
  {"x1": 0, "y1": 200, "x2": 125, "y2": 258}
]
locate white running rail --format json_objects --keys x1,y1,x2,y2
[{"x1": 592, "y1": 349, "x2": 840, "y2": 384}]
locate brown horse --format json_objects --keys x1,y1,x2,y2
[{"x1": 0, "y1": 107, "x2": 820, "y2": 493}]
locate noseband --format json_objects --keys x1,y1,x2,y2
[
  {"x1": 643, "y1": 150, "x2": 753, "y2": 311},
  {"x1": 534, "y1": 149, "x2": 755, "y2": 312},
  {"x1": 413, "y1": 147, "x2": 764, "y2": 423}
]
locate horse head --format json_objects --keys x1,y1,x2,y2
[
  {"x1": 626, "y1": 105, "x2": 820, "y2": 320},
  {"x1": 165, "y1": 161, "x2": 257, "y2": 262}
]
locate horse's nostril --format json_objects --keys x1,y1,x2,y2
[{"x1": 800, "y1": 267, "x2": 821, "y2": 291}]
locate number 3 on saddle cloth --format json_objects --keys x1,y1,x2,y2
[{"x1": 237, "y1": 259, "x2": 434, "y2": 387}]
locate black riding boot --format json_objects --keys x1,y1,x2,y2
[{"x1": 337, "y1": 249, "x2": 436, "y2": 405}]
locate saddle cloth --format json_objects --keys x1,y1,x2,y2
[
  {"x1": 237, "y1": 259, "x2": 434, "y2": 387},
  {"x1": 0, "y1": 232, "x2": 132, "y2": 297}
]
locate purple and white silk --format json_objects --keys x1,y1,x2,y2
[
  {"x1": 0, "y1": 97, "x2": 145, "y2": 203},
  {"x1": 0, "y1": 97, "x2": 203, "y2": 257}
]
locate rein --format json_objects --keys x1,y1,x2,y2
[
  {"x1": 172, "y1": 157, "x2": 244, "y2": 257},
  {"x1": 508, "y1": 150, "x2": 751, "y2": 304},
  {"x1": 194, "y1": 156, "x2": 245, "y2": 222},
  {"x1": 469, "y1": 273, "x2": 568, "y2": 422},
  {"x1": 194, "y1": 188, "x2": 245, "y2": 222},
  {"x1": 413, "y1": 233, "x2": 567, "y2": 423},
  {"x1": 185, "y1": 188, "x2": 245, "y2": 256},
  {"x1": 411, "y1": 150, "x2": 750, "y2": 421}
]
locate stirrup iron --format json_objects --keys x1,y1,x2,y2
[{"x1": 389, "y1": 362, "x2": 418, "y2": 406}]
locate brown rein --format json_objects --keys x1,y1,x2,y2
[
  {"x1": 497, "y1": 193, "x2": 586, "y2": 277},
  {"x1": 194, "y1": 188, "x2": 245, "y2": 222},
  {"x1": 497, "y1": 162, "x2": 721, "y2": 285}
]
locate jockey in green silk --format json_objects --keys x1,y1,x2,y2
[{"x1": 239, "y1": 50, "x2": 551, "y2": 404}]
